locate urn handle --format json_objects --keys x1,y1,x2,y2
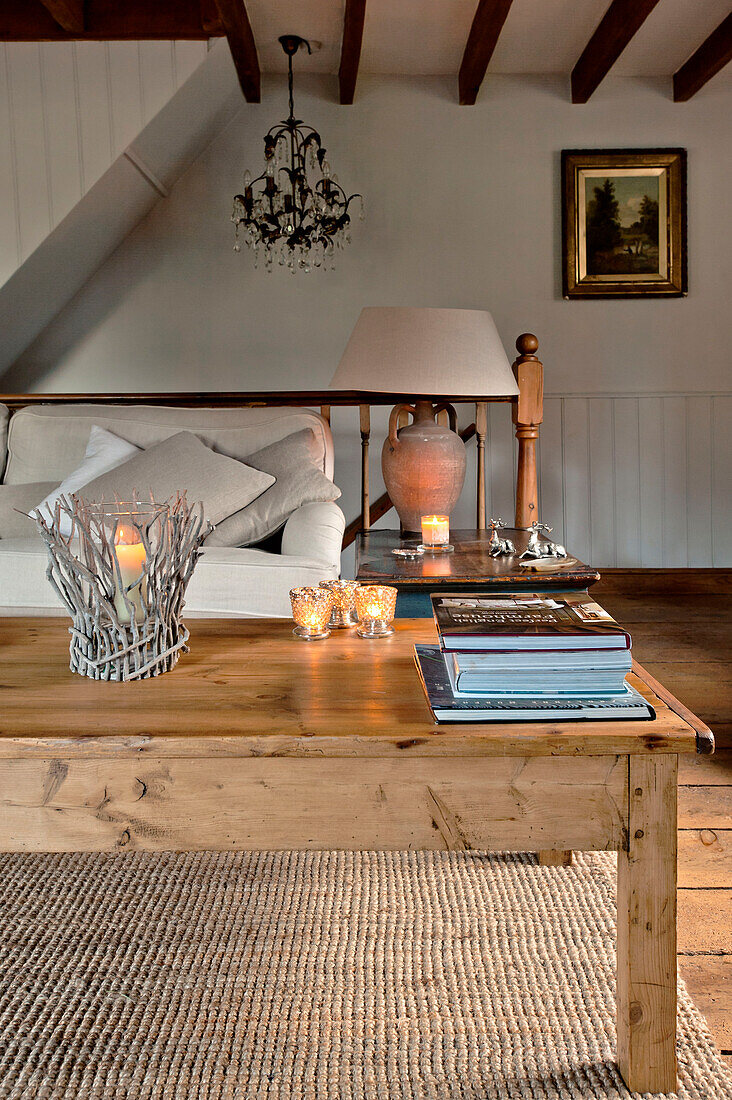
[
  {"x1": 432, "y1": 401, "x2": 458, "y2": 433},
  {"x1": 387, "y1": 403, "x2": 416, "y2": 450}
]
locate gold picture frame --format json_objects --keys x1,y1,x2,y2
[{"x1": 562, "y1": 149, "x2": 687, "y2": 298}]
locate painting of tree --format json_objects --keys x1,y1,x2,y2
[
  {"x1": 587, "y1": 179, "x2": 622, "y2": 273},
  {"x1": 584, "y1": 173, "x2": 661, "y2": 276}
]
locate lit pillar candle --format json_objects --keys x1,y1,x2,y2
[
  {"x1": 113, "y1": 523, "x2": 146, "y2": 625},
  {"x1": 420, "y1": 515, "x2": 450, "y2": 547}
]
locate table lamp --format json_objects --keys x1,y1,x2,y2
[{"x1": 330, "y1": 307, "x2": 518, "y2": 534}]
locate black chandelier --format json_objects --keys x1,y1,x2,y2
[{"x1": 232, "y1": 35, "x2": 363, "y2": 273}]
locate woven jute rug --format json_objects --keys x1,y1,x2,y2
[{"x1": 0, "y1": 850, "x2": 729, "y2": 1100}]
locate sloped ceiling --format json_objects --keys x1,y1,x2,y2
[{"x1": 0, "y1": 40, "x2": 241, "y2": 377}]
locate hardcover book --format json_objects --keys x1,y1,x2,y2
[
  {"x1": 431, "y1": 592, "x2": 631, "y2": 651},
  {"x1": 415, "y1": 645, "x2": 654, "y2": 723}
]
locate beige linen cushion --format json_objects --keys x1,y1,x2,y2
[
  {"x1": 206, "y1": 429, "x2": 341, "y2": 548},
  {"x1": 80, "y1": 432, "x2": 275, "y2": 528},
  {"x1": 0, "y1": 482, "x2": 58, "y2": 539}
]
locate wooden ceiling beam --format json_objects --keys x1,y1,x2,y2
[
  {"x1": 339, "y1": 0, "x2": 366, "y2": 105},
  {"x1": 673, "y1": 13, "x2": 732, "y2": 102},
  {"x1": 38, "y1": 0, "x2": 84, "y2": 34},
  {"x1": 200, "y1": 0, "x2": 223, "y2": 36},
  {"x1": 213, "y1": 0, "x2": 260, "y2": 101},
  {"x1": 571, "y1": 0, "x2": 661, "y2": 104},
  {"x1": 459, "y1": 0, "x2": 514, "y2": 106},
  {"x1": 0, "y1": 0, "x2": 210, "y2": 40}
]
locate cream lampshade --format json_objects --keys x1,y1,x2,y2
[{"x1": 330, "y1": 308, "x2": 518, "y2": 533}]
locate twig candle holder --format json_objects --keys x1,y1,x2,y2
[{"x1": 34, "y1": 493, "x2": 208, "y2": 681}]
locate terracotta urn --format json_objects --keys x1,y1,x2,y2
[{"x1": 381, "y1": 400, "x2": 466, "y2": 535}]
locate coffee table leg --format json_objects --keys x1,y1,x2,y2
[{"x1": 617, "y1": 754, "x2": 677, "y2": 1094}]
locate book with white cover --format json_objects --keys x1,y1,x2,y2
[
  {"x1": 447, "y1": 652, "x2": 630, "y2": 698},
  {"x1": 451, "y1": 649, "x2": 632, "y2": 695}
]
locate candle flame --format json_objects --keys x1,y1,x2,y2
[{"x1": 115, "y1": 523, "x2": 141, "y2": 546}]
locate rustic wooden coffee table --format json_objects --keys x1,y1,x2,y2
[{"x1": 0, "y1": 617, "x2": 713, "y2": 1094}]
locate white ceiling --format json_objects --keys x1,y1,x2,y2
[{"x1": 247, "y1": 0, "x2": 732, "y2": 82}]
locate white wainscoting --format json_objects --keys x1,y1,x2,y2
[
  {"x1": 0, "y1": 40, "x2": 206, "y2": 286},
  {"x1": 338, "y1": 392, "x2": 731, "y2": 577},
  {"x1": 500, "y1": 392, "x2": 731, "y2": 568}
]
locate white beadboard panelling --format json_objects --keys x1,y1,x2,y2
[
  {"x1": 40, "y1": 43, "x2": 82, "y2": 225},
  {"x1": 174, "y1": 42, "x2": 208, "y2": 86},
  {"x1": 339, "y1": 392, "x2": 732, "y2": 572},
  {"x1": 139, "y1": 42, "x2": 177, "y2": 124},
  {"x1": 74, "y1": 42, "x2": 113, "y2": 192},
  {"x1": 612, "y1": 399, "x2": 642, "y2": 566},
  {"x1": 539, "y1": 397, "x2": 565, "y2": 545},
  {"x1": 0, "y1": 47, "x2": 19, "y2": 283},
  {"x1": 712, "y1": 396, "x2": 732, "y2": 567},
  {"x1": 588, "y1": 398, "x2": 615, "y2": 566},
  {"x1": 562, "y1": 397, "x2": 591, "y2": 563},
  {"x1": 0, "y1": 40, "x2": 207, "y2": 291},
  {"x1": 686, "y1": 396, "x2": 713, "y2": 567},
  {"x1": 487, "y1": 401, "x2": 515, "y2": 523},
  {"x1": 638, "y1": 397, "x2": 664, "y2": 566},
  {"x1": 7, "y1": 44, "x2": 51, "y2": 261},
  {"x1": 662, "y1": 396, "x2": 687, "y2": 567},
  {"x1": 108, "y1": 42, "x2": 143, "y2": 158}
]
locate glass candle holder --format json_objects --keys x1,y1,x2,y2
[
  {"x1": 355, "y1": 585, "x2": 397, "y2": 638},
  {"x1": 319, "y1": 579, "x2": 360, "y2": 628},
  {"x1": 419, "y1": 515, "x2": 453, "y2": 553},
  {"x1": 290, "y1": 586, "x2": 334, "y2": 640}
]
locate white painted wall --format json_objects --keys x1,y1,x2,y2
[{"x1": 8, "y1": 73, "x2": 732, "y2": 568}]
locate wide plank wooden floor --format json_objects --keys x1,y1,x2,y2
[{"x1": 594, "y1": 570, "x2": 732, "y2": 1066}]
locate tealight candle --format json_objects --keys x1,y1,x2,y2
[
  {"x1": 112, "y1": 523, "x2": 147, "y2": 625},
  {"x1": 319, "y1": 580, "x2": 360, "y2": 628},
  {"x1": 354, "y1": 585, "x2": 397, "y2": 639},
  {"x1": 290, "y1": 586, "x2": 334, "y2": 641},
  {"x1": 420, "y1": 515, "x2": 450, "y2": 547}
]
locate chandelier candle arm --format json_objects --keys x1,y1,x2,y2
[{"x1": 232, "y1": 35, "x2": 363, "y2": 273}]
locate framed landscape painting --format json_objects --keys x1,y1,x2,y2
[{"x1": 562, "y1": 149, "x2": 687, "y2": 298}]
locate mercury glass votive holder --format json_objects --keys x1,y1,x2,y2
[
  {"x1": 290, "y1": 586, "x2": 334, "y2": 641},
  {"x1": 355, "y1": 585, "x2": 398, "y2": 639},
  {"x1": 319, "y1": 579, "x2": 361, "y2": 628}
]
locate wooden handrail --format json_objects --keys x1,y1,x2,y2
[
  {"x1": 1, "y1": 333, "x2": 543, "y2": 546},
  {"x1": 0, "y1": 390, "x2": 514, "y2": 412}
]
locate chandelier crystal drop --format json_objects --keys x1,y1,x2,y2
[{"x1": 232, "y1": 35, "x2": 363, "y2": 274}]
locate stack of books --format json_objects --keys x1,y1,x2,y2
[{"x1": 414, "y1": 592, "x2": 655, "y2": 722}]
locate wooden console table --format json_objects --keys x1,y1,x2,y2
[
  {"x1": 0, "y1": 617, "x2": 713, "y2": 1094},
  {"x1": 356, "y1": 527, "x2": 600, "y2": 615}
]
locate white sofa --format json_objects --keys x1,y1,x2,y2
[{"x1": 0, "y1": 403, "x2": 345, "y2": 617}]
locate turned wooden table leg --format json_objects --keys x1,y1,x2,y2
[{"x1": 617, "y1": 754, "x2": 678, "y2": 1094}]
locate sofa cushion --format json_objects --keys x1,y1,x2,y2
[
  {"x1": 0, "y1": 482, "x2": 58, "y2": 539},
  {"x1": 4, "y1": 404, "x2": 332, "y2": 484},
  {"x1": 79, "y1": 431, "x2": 275, "y2": 528},
  {"x1": 35, "y1": 426, "x2": 141, "y2": 534},
  {"x1": 0, "y1": 404, "x2": 8, "y2": 481},
  {"x1": 206, "y1": 429, "x2": 341, "y2": 548},
  {"x1": 0, "y1": 538, "x2": 339, "y2": 618}
]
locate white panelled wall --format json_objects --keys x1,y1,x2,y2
[
  {"x1": 4, "y1": 73, "x2": 731, "y2": 570},
  {"x1": 0, "y1": 40, "x2": 207, "y2": 286}
]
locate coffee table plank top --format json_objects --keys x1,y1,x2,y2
[{"x1": 0, "y1": 618, "x2": 703, "y2": 758}]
